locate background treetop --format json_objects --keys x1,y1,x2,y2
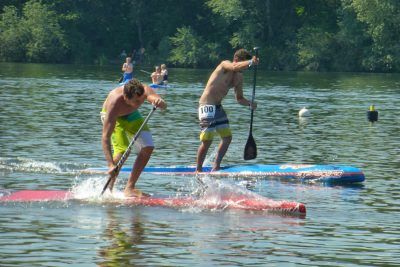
[{"x1": 1, "y1": 0, "x2": 399, "y2": 72}]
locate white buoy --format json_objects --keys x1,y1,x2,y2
[{"x1": 299, "y1": 107, "x2": 310, "y2": 117}]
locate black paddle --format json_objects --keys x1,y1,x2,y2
[
  {"x1": 100, "y1": 106, "x2": 157, "y2": 196},
  {"x1": 244, "y1": 47, "x2": 259, "y2": 160},
  {"x1": 139, "y1": 69, "x2": 152, "y2": 75}
]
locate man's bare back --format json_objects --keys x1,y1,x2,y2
[
  {"x1": 103, "y1": 86, "x2": 142, "y2": 117},
  {"x1": 199, "y1": 60, "x2": 243, "y2": 105}
]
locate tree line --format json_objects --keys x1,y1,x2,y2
[{"x1": 1, "y1": 0, "x2": 400, "y2": 72}]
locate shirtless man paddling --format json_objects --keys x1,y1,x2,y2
[
  {"x1": 196, "y1": 49, "x2": 259, "y2": 172},
  {"x1": 101, "y1": 79, "x2": 167, "y2": 197}
]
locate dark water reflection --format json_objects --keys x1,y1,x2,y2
[{"x1": 1, "y1": 63, "x2": 400, "y2": 266}]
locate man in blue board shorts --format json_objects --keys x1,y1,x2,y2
[
  {"x1": 196, "y1": 49, "x2": 259, "y2": 172},
  {"x1": 101, "y1": 79, "x2": 167, "y2": 197},
  {"x1": 121, "y1": 56, "x2": 134, "y2": 83}
]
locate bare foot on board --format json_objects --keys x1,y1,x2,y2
[
  {"x1": 124, "y1": 188, "x2": 150, "y2": 198},
  {"x1": 211, "y1": 167, "x2": 220, "y2": 172}
]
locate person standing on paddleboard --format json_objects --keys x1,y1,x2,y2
[
  {"x1": 101, "y1": 79, "x2": 167, "y2": 197},
  {"x1": 196, "y1": 49, "x2": 259, "y2": 172},
  {"x1": 121, "y1": 56, "x2": 134, "y2": 83},
  {"x1": 151, "y1": 65, "x2": 163, "y2": 85},
  {"x1": 161, "y1": 64, "x2": 168, "y2": 85}
]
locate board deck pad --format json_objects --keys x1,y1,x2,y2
[
  {"x1": 88, "y1": 164, "x2": 365, "y2": 184},
  {"x1": 0, "y1": 190, "x2": 306, "y2": 216}
]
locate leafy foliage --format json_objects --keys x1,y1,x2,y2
[
  {"x1": 1, "y1": 0, "x2": 400, "y2": 72},
  {"x1": 0, "y1": 6, "x2": 27, "y2": 61},
  {"x1": 22, "y1": 0, "x2": 67, "y2": 62},
  {"x1": 169, "y1": 26, "x2": 219, "y2": 68},
  {"x1": 0, "y1": 0, "x2": 67, "y2": 63}
]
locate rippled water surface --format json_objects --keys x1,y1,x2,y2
[{"x1": 1, "y1": 63, "x2": 400, "y2": 266}]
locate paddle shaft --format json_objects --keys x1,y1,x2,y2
[
  {"x1": 243, "y1": 47, "x2": 259, "y2": 160},
  {"x1": 100, "y1": 106, "x2": 157, "y2": 195},
  {"x1": 140, "y1": 69, "x2": 152, "y2": 75},
  {"x1": 249, "y1": 49, "x2": 258, "y2": 133}
]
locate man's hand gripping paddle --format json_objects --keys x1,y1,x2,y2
[
  {"x1": 244, "y1": 47, "x2": 259, "y2": 160},
  {"x1": 100, "y1": 106, "x2": 157, "y2": 196}
]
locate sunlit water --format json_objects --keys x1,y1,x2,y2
[{"x1": 1, "y1": 63, "x2": 400, "y2": 266}]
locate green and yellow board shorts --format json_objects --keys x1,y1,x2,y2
[
  {"x1": 101, "y1": 109, "x2": 153, "y2": 156},
  {"x1": 198, "y1": 104, "x2": 232, "y2": 141}
]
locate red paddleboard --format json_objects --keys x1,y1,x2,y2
[
  {"x1": 0, "y1": 190, "x2": 71, "y2": 201},
  {"x1": 0, "y1": 190, "x2": 306, "y2": 216}
]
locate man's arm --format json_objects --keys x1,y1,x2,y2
[
  {"x1": 151, "y1": 73, "x2": 157, "y2": 83},
  {"x1": 144, "y1": 85, "x2": 167, "y2": 109},
  {"x1": 221, "y1": 60, "x2": 248, "y2": 72},
  {"x1": 234, "y1": 80, "x2": 251, "y2": 106},
  {"x1": 220, "y1": 56, "x2": 257, "y2": 72},
  {"x1": 234, "y1": 75, "x2": 257, "y2": 109},
  {"x1": 102, "y1": 109, "x2": 117, "y2": 168}
]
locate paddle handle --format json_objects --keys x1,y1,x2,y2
[
  {"x1": 140, "y1": 69, "x2": 152, "y2": 75},
  {"x1": 100, "y1": 106, "x2": 157, "y2": 195},
  {"x1": 249, "y1": 47, "x2": 259, "y2": 133}
]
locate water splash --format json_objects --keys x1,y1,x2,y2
[
  {"x1": 67, "y1": 173, "x2": 305, "y2": 215},
  {"x1": 202, "y1": 146, "x2": 218, "y2": 167},
  {"x1": 70, "y1": 174, "x2": 132, "y2": 204},
  {"x1": 188, "y1": 176, "x2": 265, "y2": 210},
  {"x1": 0, "y1": 157, "x2": 87, "y2": 174},
  {"x1": 180, "y1": 176, "x2": 305, "y2": 215}
]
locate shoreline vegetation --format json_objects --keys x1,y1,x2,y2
[{"x1": 1, "y1": 0, "x2": 400, "y2": 73}]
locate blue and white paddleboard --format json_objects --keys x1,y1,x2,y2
[{"x1": 88, "y1": 164, "x2": 365, "y2": 185}]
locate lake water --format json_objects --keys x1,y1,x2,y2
[{"x1": 0, "y1": 62, "x2": 399, "y2": 266}]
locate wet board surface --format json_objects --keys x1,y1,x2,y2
[
  {"x1": 0, "y1": 190, "x2": 306, "y2": 216},
  {"x1": 88, "y1": 164, "x2": 365, "y2": 185}
]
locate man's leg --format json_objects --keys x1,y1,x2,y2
[
  {"x1": 107, "y1": 153, "x2": 123, "y2": 191},
  {"x1": 212, "y1": 136, "x2": 232, "y2": 171},
  {"x1": 196, "y1": 140, "x2": 212, "y2": 172},
  {"x1": 124, "y1": 146, "x2": 154, "y2": 196}
]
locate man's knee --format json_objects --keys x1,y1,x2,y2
[
  {"x1": 140, "y1": 146, "x2": 154, "y2": 155},
  {"x1": 201, "y1": 140, "x2": 212, "y2": 149},
  {"x1": 134, "y1": 147, "x2": 153, "y2": 163},
  {"x1": 222, "y1": 136, "x2": 232, "y2": 144}
]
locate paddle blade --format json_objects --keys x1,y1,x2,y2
[{"x1": 244, "y1": 134, "x2": 257, "y2": 160}]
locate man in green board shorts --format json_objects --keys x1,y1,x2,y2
[
  {"x1": 196, "y1": 49, "x2": 259, "y2": 172},
  {"x1": 101, "y1": 79, "x2": 167, "y2": 197}
]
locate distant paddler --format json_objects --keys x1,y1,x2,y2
[
  {"x1": 120, "y1": 56, "x2": 134, "y2": 83},
  {"x1": 161, "y1": 64, "x2": 168, "y2": 85},
  {"x1": 151, "y1": 65, "x2": 163, "y2": 85},
  {"x1": 100, "y1": 79, "x2": 167, "y2": 197}
]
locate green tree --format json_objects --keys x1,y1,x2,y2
[
  {"x1": 333, "y1": 0, "x2": 370, "y2": 72},
  {"x1": 0, "y1": 1, "x2": 68, "y2": 63},
  {"x1": 350, "y1": 0, "x2": 400, "y2": 71},
  {"x1": 0, "y1": 6, "x2": 27, "y2": 61},
  {"x1": 22, "y1": 0, "x2": 68, "y2": 63},
  {"x1": 169, "y1": 26, "x2": 219, "y2": 67},
  {"x1": 206, "y1": 0, "x2": 301, "y2": 70},
  {"x1": 297, "y1": 26, "x2": 335, "y2": 71}
]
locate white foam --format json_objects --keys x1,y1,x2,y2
[{"x1": 71, "y1": 176, "x2": 125, "y2": 201}]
